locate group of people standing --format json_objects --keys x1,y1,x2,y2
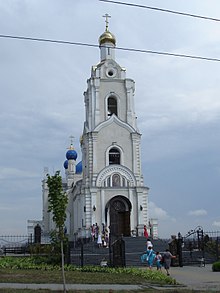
[
  {"x1": 91, "y1": 223, "x2": 109, "y2": 248},
  {"x1": 141, "y1": 238, "x2": 176, "y2": 276}
]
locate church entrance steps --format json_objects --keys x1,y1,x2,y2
[{"x1": 69, "y1": 237, "x2": 169, "y2": 267}]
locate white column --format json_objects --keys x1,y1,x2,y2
[
  {"x1": 137, "y1": 188, "x2": 144, "y2": 236},
  {"x1": 94, "y1": 79, "x2": 100, "y2": 127},
  {"x1": 91, "y1": 190, "x2": 97, "y2": 225},
  {"x1": 101, "y1": 189, "x2": 105, "y2": 225},
  {"x1": 125, "y1": 79, "x2": 135, "y2": 128},
  {"x1": 129, "y1": 189, "x2": 135, "y2": 231}
]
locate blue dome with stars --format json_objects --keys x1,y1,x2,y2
[
  {"x1": 63, "y1": 160, "x2": 68, "y2": 169},
  {"x1": 76, "y1": 161, "x2": 82, "y2": 174},
  {"x1": 66, "y1": 149, "x2": 77, "y2": 160}
]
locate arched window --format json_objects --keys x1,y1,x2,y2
[
  {"x1": 107, "y1": 176, "x2": 111, "y2": 186},
  {"x1": 109, "y1": 148, "x2": 120, "y2": 165},
  {"x1": 122, "y1": 177, "x2": 126, "y2": 187},
  {"x1": 107, "y1": 97, "x2": 117, "y2": 117},
  {"x1": 112, "y1": 174, "x2": 120, "y2": 187}
]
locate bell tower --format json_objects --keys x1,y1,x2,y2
[{"x1": 78, "y1": 15, "x2": 149, "y2": 237}]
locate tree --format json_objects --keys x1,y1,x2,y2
[{"x1": 47, "y1": 171, "x2": 68, "y2": 293}]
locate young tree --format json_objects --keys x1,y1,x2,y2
[{"x1": 47, "y1": 171, "x2": 68, "y2": 293}]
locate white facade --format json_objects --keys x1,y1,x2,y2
[{"x1": 39, "y1": 22, "x2": 158, "y2": 240}]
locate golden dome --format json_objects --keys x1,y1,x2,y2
[{"x1": 99, "y1": 30, "x2": 116, "y2": 46}]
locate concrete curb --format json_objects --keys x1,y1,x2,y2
[{"x1": 0, "y1": 283, "x2": 142, "y2": 291}]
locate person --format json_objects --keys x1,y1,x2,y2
[
  {"x1": 91, "y1": 224, "x2": 95, "y2": 241},
  {"x1": 155, "y1": 251, "x2": 162, "y2": 271},
  {"x1": 141, "y1": 246, "x2": 156, "y2": 270},
  {"x1": 146, "y1": 238, "x2": 153, "y2": 249},
  {"x1": 143, "y1": 225, "x2": 148, "y2": 238},
  {"x1": 94, "y1": 223, "x2": 99, "y2": 240},
  {"x1": 104, "y1": 228, "x2": 109, "y2": 248},
  {"x1": 97, "y1": 233, "x2": 102, "y2": 248},
  {"x1": 163, "y1": 249, "x2": 176, "y2": 276}
]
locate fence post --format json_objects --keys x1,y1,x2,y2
[
  {"x1": 177, "y1": 233, "x2": 183, "y2": 267},
  {"x1": 109, "y1": 233, "x2": 112, "y2": 267},
  {"x1": 112, "y1": 236, "x2": 125, "y2": 267},
  {"x1": 216, "y1": 237, "x2": 219, "y2": 261},
  {"x1": 65, "y1": 241, "x2": 70, "y2": 265},
  {"x1": 30, "y1": 234, "x2": 33, "y2": 244},
  {"x1": 80, "y1": 239, "x2": 84, "y2": 267}
]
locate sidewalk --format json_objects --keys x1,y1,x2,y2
[
  {"x1": 166, "y1": 264, "x2": 220, "y2": 291},
  {"x1": 0, "y1": 283, "x2": 142, "y2": 291}
]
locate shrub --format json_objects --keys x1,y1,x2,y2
[{"x1": 212, "y1": 261, "x2": 220, "y2": 272}]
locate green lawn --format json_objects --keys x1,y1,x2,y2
[
  {"x1": 0, "y1": 267, "x2": 173, "y2": 285},
  {"x1": 0, "y1": 256, "x2": 175, "y2": 285},
  {"x1": 0, "y1": 257, "x2": 215, "y2": 292}
]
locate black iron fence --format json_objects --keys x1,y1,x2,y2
[
  {"x1": 170, "y1": 227, "x2": 220, "y2": 267},
  {"x1": 0, "y1": 234, "x2": 51, "y2": 255},
  {"x1": 2, "y1": 229, "x2": 219, "y2": 268},
  {"x1": 68, "y1": 235, "x2": 126, "y2": 267},
  {"x1": 0, "y1": 235, "x2": 32, "y2": 255}
]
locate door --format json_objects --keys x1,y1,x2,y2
[{"x1": 110, "y1": 198, "x2": 130, "y2": 237}]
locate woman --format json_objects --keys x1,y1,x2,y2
[
  {"x1": 146, "y1": 238, "x2": 153, "y2": 249},
  {"x1": 163, "y1": 249, "x2": 176, "y2": 276},
  {"x1": 144, "y1": 225, "x2": 148, "y2": 238},
  {"x1": 143, "y1": 246, "x2": 156, "y2": 270}
]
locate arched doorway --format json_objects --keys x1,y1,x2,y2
[
  {"x1": 108, "y1": 196, "x2": 131, "y2": 237},
  {"x1": 34, "y1": 224, "x2": 41, "y2": 244}
]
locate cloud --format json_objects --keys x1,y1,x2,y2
[
  {"x1": 0, "y1": 167, "x2": 39, "y2": 180},
  {"x1": 212, "y1": 221, "x2": 220, "y2": 228},
  {"x1": 0, "y1": 205, "x2": 15, "y2": 212},
  {"x1": 188, "y1": 209, "x2": 207, "y2": 217},
  {"x1": 148, "y1": 201, "x2": 176, "y2": 221},
  {"x1": 149, "y1": 201, "x2": 168, "y2": 219}
]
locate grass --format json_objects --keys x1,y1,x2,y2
[
  {"x1": 0, "y1": 256, "x2": 175, "y2": 285},
  {"x1": 0, "y1": 268, "x2": 143, "y2": 284},
  {"x1": 0, "y1": 257, "x2": 218, "y2": 292},
  {"x1": 0, "y1": 268, "x2": 217, "y2": 293},
  {"x1": 0, "y1": 267, "x2": 173, "y2": 285}
]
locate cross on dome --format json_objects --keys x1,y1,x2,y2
[
  {"x1": 103, "y1": 13, "x2": 111, "y2": 31},
  {"x1": 69, "y1": 135, "x2": 75, "y2": 150},
  {"x1": 99, "y1": 14, "x2": 116, "y2": 46}
]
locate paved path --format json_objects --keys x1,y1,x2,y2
[
  {"x1": 0, "y1": 283, "x2": 142, "y2": 291},
  {"x1": 166, "y1": 264, "x2": 220, "y2": 291},
  {"x1": 0, "y1": 265, "x2": 219, "y2": 291}
]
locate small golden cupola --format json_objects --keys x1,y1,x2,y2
[{"x1": 99, "y1": 13, "x2": 116, "y2": 46}]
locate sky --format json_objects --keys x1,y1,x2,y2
[{"x1": 0, "y1": 0, "x2": 220, "y2": 238}]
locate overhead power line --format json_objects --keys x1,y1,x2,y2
[
  {"x1": 99, "y1": 0, "x2": 220, "y2": 22},
  {"x1": 0, "y1": 34, "x2": 220, "y2": 62},
  {"x1": 0, "y1": 34, "x2": 98, "y2": 49}
]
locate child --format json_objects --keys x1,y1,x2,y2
[
  {"x1": 97, "y1": 233, "x2": 102, "y2": 248},
  {"x1": 155, "y1": 251, "x2": 162, "y2": 271}
]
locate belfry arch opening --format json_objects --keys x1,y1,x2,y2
[
  {"x1": 107, "y1": 96, "x2": 117, "y2": 117},
  {"x1": 109, "y1": 147, "x2": 120, "y2": 165},
  {"x1": 106, "y1": 196, "x2": 131, "y2": 237}
]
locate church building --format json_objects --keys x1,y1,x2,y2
[{"x1": 32, "y1": 16, "x2": 158, "y2": 241}]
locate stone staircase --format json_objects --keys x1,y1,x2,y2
[
  {"x1": 124, "y1": 237, "x2": 169, "y2": 266},
  {"x1": 69, "y1": 237, "x2": 217, "y2": 267},
  {"x1": 69, "y1": 237, "x2": 169, "y2": 267}
]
